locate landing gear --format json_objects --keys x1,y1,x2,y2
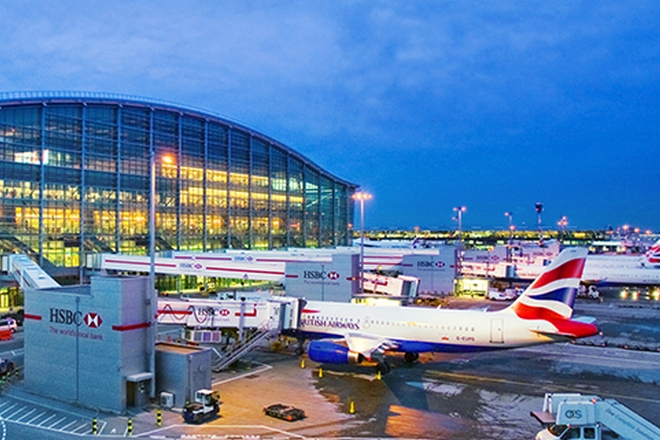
[
  {"x1": 376, "y1": 361, "x2": 391, "y2": 375},
  {"x1": 403, "y1": 352, "x2": 419, "y2": 364},
  {"x1": 295, "y1": 338, "x2": 305, "y2": 356}
]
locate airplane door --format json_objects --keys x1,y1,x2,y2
[{"x1": 490, "y1": 319, "x2": 503, "y2": 344}]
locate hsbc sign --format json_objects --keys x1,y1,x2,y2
[
  {"x1": 84, "y1": 312, "x2": 103, "y2": 329},
  {"x1": 303, "y1": 270, "x2": 340, "y2": 280},
  {"x1": 50, "y1": 308, "x2": 103, "y2": 329}
]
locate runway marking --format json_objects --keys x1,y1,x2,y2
[
  {"x1": 426, "y1": 371, "x2": 660, "y2": 404},
  {"x1": 71, "y1": 421, "x2": 89, "y2": 433},
  {"x1": 0, "y1": 404, "x2": 17, "y2": 417},
  {"x1": 138, "y1": 424, "x2": 308, "y2": 439},
  {"x1": 58, "y1": 419, "x2": 77, "y2": 431},
  {"x1": 5, "y1": 405, "x2": 26, "y2": 419},
  {"x1": 37, "y1": 413, "x2": 57, "y2": 426},
  {"x1": 26, "y1": 410, "x2": 46, "y2": 424},
  {"x1": 48, "y1": 416, "x2": 67, "y2": 428},
  {"x1": 15, "y1": 408, "x2": 36, "y2": 422}
]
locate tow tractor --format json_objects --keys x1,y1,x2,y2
[{"x1": 182, "y1": 389, "x2": 220, "y2": 424}]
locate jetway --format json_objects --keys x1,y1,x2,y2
[
  {"x1": 1, "y1": 254, "x2": 60, "y2": 289},
  {"x1": 89, "y1": 253, "x2": 286, "y2": 282},
  {"x1": 157, "y1": 297, "x2": 302, "y2": 331}
]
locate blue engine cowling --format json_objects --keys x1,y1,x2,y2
[{"x1": 307, "y1": 340, "x2": 366, "y2": 364}]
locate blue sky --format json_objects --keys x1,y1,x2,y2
[{"x1": 1, "y1": 1, "x2": 659, "y2": 232}]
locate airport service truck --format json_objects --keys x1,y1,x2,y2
[
  {"x1": 182, "y1": 389, "x2": 220, "y2": 424},
  {"x1": 531, "y1": 393, "x2": 660, "y2": 440}
]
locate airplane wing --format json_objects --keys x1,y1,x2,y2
[{"x1": 344, "y1": 332, "x2": 399, "y2": 358}]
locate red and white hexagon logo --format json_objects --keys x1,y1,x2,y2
[
  {"x1": 219, "y1": 309, "x2": 230, "y2": 317},
  {"x1": 327, "y1": 271, "x2": 340, "y2": 280},
  {"x1": 83, "y1": 312, "x2": 103, "y2": 329}
]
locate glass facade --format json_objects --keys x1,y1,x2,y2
[{"x1": 0, "y1": 92, "x2": 357, "y2": 277}]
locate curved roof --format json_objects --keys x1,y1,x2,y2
[{"x1": 0, "y1": 91, "x2": 357, "y2": 188}]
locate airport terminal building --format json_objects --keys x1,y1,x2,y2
[{"x1": 0, "y1": 91, "x2": 357, "y2": 283}]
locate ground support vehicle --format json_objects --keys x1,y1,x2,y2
[
  {"x1": 487, "y1": 287, "x2": 521, "y2": 301},
  {"x1": 0, "y1": 358, "x2": 14, "y2": 378},
  {"x1": 578, "y1": 285, "x2": 601, "y2": 300},
  {"x1": 532, "y1": 392, "x2": 660, "y2": 439},
  {"x1": 264, "y1": 403, "x2": 306, "y2": 421},
  {"x1": 182, "y1": 389, "x2": 220, "y2": 424}
]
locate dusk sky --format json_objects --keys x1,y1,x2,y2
[{"x1": 1, "y1": 1, "x2": 658, "y2": 232}]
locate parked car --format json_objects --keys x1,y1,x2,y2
[
  {"x1": 0, "y1": 318, "x2": 17, "y2": 333},
  {"x1": 487, "y1": 288, "x2": 521, "y2": 301},
  {"x1": 1, "y1": 309, "x2": 23, "y2": 327},
  {"x1": 264, "y1": 404, "x2": 306, "y2": 421}
]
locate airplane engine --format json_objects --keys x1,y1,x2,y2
[{"x1": 307, "y1": 340, "x2": 366, "y2": 364}]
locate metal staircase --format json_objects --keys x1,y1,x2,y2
[{"x1": 210, "y1": 327, "x2": 278, "y2": 372}]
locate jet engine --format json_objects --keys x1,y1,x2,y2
[{"x1": 307, "y1": 340, "x2": 366, "y2": 364}]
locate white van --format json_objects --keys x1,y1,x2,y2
[{"x1": 0, "y1": 318, "x2": 17, "y2": 333}]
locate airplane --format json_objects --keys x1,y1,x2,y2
[
  {"x1": 644, "y1": 239, "x2": 660, "y2": 268},
  {"x1": 294, "y1": 247, "x2": 599, "y2": 373},
  {"x1": 580, "y1": 239, "x2": 660, "y2": 286}
]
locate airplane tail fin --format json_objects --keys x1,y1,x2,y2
[
  {"x1": 508, "y1": 247, "x2": 587, "y2": 321},
  {"x1": 644, "y1": 239, "x2": 660, "y2": 267}
]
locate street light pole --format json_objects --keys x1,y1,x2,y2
[
  {"x1": 148, "y1": 147, "x2": 156, "y2": 399},
  {"x1": 352, "y1": 191, "x2": 372, "y2": 293},
  {"x1": 453, "y1": 206, "x2": 466, "y2": 241},
  {"x1": 504, "y1": 211, "x2": 513, "y2": 262}
]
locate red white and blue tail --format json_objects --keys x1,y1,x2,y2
[
  {"x1": 509, "y1": 248, "x2": 587, "y2": 321},
  {"x1": 645, "y1": 239, "x2": 660, "y2": 267}
]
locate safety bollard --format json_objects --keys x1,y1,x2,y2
[
  {"x1": 92, "y1": 417, "x2": 98, "y2": 435},
  {"x1": 349, "y1": 401, "x2": 355, "y2": 414},
  {"x1": 127, "y1": 418, "x2": 133, "y2": 436},
  {"x1": 318, "y1": 367, "x2": 323, "y2": 378},
  {"x1": 156, "y1": 409, "x2": 162, "y2": 426},
  {"x1": 376, "y1": 370, "x2": 382, "y2": 380},
  {"x1": 300, "y1": 358, "x2": 305, "y2": 369}
]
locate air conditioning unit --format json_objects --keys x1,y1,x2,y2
[{"x1": 160, "y1": 391, "x2": 175, "y2": 409}]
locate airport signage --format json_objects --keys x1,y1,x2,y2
[
  {"x1": 48, "y1": 308, "x2": 104, "y2": 341},
  {"x1": 303, "y1": 270, "x2": 341, "y2": 281},
  {"x1": 50, "y1": 308, "x2": 104, "y2": 329},
  {"x1": 416, "y1": 260, "x2": 446, "y2": 269},
  {"x1": 179, "y1": 262, "x2": 204, "y2": 270}
]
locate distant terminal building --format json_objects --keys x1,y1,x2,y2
[{"x1": 0, "y1": 92, "x2": 357, "y2": 284}]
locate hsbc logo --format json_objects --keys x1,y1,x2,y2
[
  {"x1": 50, "y1": 308, "x2": 103, "y2": 328},
  {"x1": 83, "y1": 312, "x2": 103, "y2": 329},
  {"x1": 417, "y1": 261, "x2": 446, "y2": 268},
  {"x1": 180, "y1": 262, "x2": 203, "y2": 270},
  {"x1": 303, "y1": 270, "x2": 341, "y2": 280}
]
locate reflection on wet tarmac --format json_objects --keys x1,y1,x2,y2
[{"x1": 384, "y1": 404, "x2": 469, "y2": 438}]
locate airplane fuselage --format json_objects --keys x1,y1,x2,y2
[{"x1": 297, "y1": 301, "x2": 557, "y2": 354}]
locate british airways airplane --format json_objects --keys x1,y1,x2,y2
[{"x1": 295, "y1": 248, "x2": 598, "y2": 373}]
